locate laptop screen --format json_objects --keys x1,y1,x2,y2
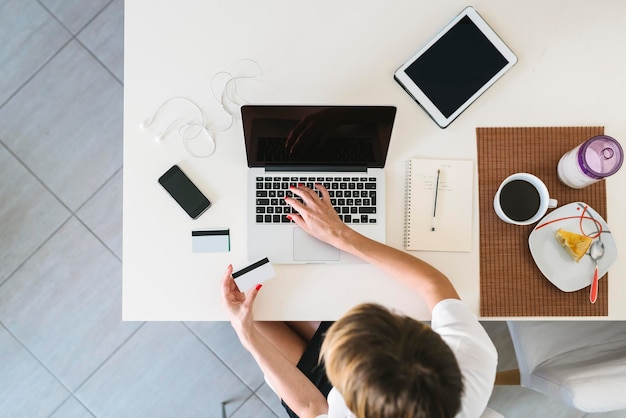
[{"x1": 242, "y1": 106, "x2": 396, "y2": 168}]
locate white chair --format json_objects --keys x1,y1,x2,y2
[
  {"x1": 507, "y1": 321, "x2": 626, "y2": 413},
  {"x1": 481, "y1": 407, "x2": 505, "y2": 418}
]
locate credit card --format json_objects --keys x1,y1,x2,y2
[
  {"x1": 232, "y1": 257, "x2": 275, "y2": 291},
  {"x1": 192, "y1": 229, "x2": 230, "y2": 253}
]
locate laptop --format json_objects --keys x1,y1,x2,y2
[{"x1": 242, "y1": 105, "x2": 397, "y2": 264}]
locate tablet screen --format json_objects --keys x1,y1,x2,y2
[{"x1": 403, "y1": 15, "x2": 510, "y2": 118}]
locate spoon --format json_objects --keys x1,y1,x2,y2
[{"x1": 589, "y1": 239, "x2": 605, "y2": 304}]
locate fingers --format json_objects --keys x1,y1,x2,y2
[
  {"x1": 221, "y1": 264, "x2": 264, "y2": 301},
  {"x1": 288, "y1": 212, "x2": 305, "y2": 229},
  {"x1": 315, "y1": 183, "x2": 331, "y2": 201},
  {"x1": 243, "y1": 283, "x2": 262, "y2": 309},
  {"x1": 285, "y1": 185, "x2": 312, "y2": 216},
  {"x1": 285, "y1": 186, "x2": 315, "y2": 218},
  {"x1": 285, "y1": 183, "x2": 334, "y2": 220},
  {"x1": 285, "y1": 191, "x2": 306, "y2": 214},
  {"x1": 221, "y1": 264, "x2": 241, "y2": 305},
  {"x1": 288, "y1": 183, "x2": 327, "y2": 205},
  {"x1": 288, "y1": 184, "x2": 314, "y2": 201},
  {"x1": 221, "y1": 264, "x2": 234, "y2": 295},
  {"x1": 224, "y1": 263, "x2": 233, "y2": 278}
]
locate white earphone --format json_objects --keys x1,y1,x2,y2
[{"x1": 141, "y1": 59, "x2": 261, "y2": 158}]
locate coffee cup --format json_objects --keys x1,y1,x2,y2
[{"x1": 493, "y1": 173, "x2": 557, "y2": 225}]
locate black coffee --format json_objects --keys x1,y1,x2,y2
[{"x1": 499, "y1": 180, "x2": 541, "y2": 222}]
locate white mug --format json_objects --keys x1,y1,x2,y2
[{"x1": 493, "y1": 173, "x2": 558, "y2": 225}]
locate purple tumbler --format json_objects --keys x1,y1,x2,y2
[{"x1": 557, "y1": 135, "x2": 624, "y2": 188}]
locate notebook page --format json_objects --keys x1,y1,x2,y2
[{"x1": 405, "y1": 158, "x2": 473, "y2": 252}]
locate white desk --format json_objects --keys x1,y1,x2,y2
[{"x1": 123, "y1": 0, "x2": 626, "y2": 321}]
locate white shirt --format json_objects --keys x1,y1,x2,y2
[{"x1": 318, "y1": 299, "x2": 498, "y2": 418}]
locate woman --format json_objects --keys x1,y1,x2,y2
[{"x1": 221, "y1": 184, "x2": 497, "y2": 418}]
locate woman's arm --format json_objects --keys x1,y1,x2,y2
[
  {"x1": 286, "y1": 185, "x2": 459, "y2": 311},
  {"x1": 220, "y1": 266, "x2": 328, "y2": 417}
]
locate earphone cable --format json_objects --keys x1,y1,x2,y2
[{"x1": 142, "y1": 59, "x2": 262, "y2": 158}]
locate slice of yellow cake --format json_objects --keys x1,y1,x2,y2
[{"x1": 555, "y1": 228, "x2": 593, "y2": 262}]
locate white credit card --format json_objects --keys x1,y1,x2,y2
[
  {"x1": 192, "y1": 229, "x2": 230, "y2": 253},
  {"x1": 232, "y1": 257, "x2": 275, "y2": 291}
]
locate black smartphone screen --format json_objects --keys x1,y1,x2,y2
[{"x1": 158, "y1": 165, "x2": 211, "y2": 219}]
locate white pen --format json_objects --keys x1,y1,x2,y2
[{"x1": 431, "y1": 169, "x2": 441, "y2": 231}]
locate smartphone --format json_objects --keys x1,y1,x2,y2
[{"x1": 158, "y1": 165, "x2": 211, "y2": 219}]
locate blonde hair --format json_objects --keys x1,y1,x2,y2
[{"x1": 320, "y1": 303, "x2": 463, "y2": 418}]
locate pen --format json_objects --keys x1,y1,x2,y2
[{"x1": 431, "y1": 169, "x2": 441, "y2": 231}]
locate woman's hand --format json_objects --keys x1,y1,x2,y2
[
  {"x1": 285, "y1": 184, "x2": 352, "y2": 248},
  {"x1": 220, "y1": 265, "x2": 330, "y2": 417},
  {"x1": 220, "y1": 264, "x2": 262, "y2": 347}
]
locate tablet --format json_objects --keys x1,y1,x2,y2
[{"x1": 394, "y1": 7, "x2": 517, "y2": 128}]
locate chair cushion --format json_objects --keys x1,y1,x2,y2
[
  {"x1": 507, "y1": 321, "x2": 626, "y2": 375},
  {"x1": 533, "y1": 340, "x2": 626, "y2": 412}
]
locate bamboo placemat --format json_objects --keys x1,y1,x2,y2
[{"x1": 477, "y1": 127, "x2": 608, "y2": 317}]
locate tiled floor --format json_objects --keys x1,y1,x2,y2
[{"x1": 0, "y1": 1, "x2": 624, "y2": 417}]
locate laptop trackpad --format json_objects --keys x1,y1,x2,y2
[{"x1": 293, "y1": 228, "x2": 340, "y2": 262}]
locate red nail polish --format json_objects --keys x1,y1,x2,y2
[{"x1": 255, "y1": 284, "x2": 263, "y2": 291}]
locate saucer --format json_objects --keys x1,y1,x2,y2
[{"x1": 528, "y1": 202, "x2": 617, "y2": 292}]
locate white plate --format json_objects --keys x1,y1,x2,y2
[{"x1": 528, "y1": 202, "x2": 617, "y2": 292}]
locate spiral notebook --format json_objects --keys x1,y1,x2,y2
[{"x1": 404, "y1": 158, "x2": 473, "y2": 252}]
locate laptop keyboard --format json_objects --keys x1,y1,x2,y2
[{"x1": 255, "y1": 176, "x2": 377, "y2": 224}]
